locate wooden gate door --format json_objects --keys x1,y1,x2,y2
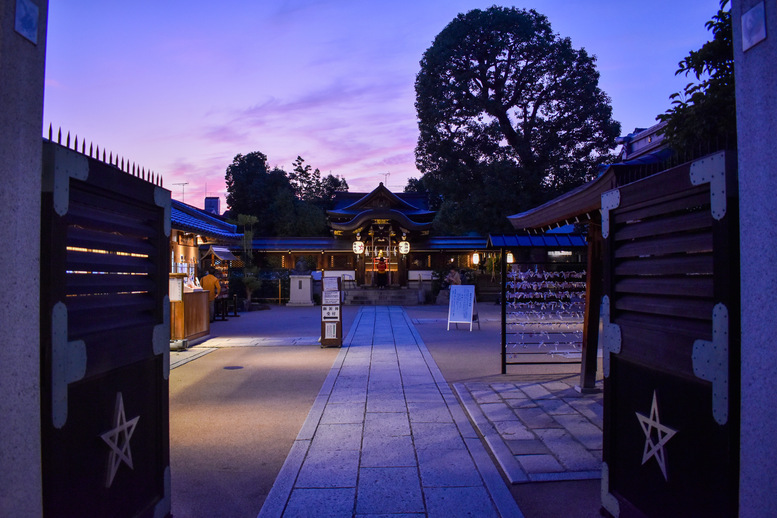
[
  {"x1": 599, "y1": 151, "x2": 739, "y2": 518},
  {"x1": 40, "y1": 140, "x2": 171, "y2": 518}
]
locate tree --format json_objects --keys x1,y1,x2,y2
[
  {"x1": 657, "y1": 1, "x2": 734, "y2": 156},
  {"x1": 224, "y1": 151, "x2": 341, "y2": 237},
  {"x1": 288, "y1": 156, "x2": 322, "y2": 202},
  {"x1": 224, "y1": 151, "x2": 295, "y2": 234},
  {"x1": 415, "y1": 6, "x2": 620, "y2": 234},
  {"x1": 288, "y1": 156, "x2": 349, "y2": 208},
  {"x1": 235, "y1": 214, "x2": 262, "y2": 306},
  {"x1": 317, "y1": 173, "x2": 349, "y2": 208}
]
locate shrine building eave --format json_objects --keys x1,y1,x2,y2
[
  {"x1": 507, "y1": 166, "x2": 617, "y2": 231},
  {"x1": 329, "y1": 182, "x2": 425, "y2": 215},
  {"x1": 328, "y1": 208, "x2": 433, "y2": 232},
  {"x1": 507, "y1": 147, "x2": 673, "y2": 231}
]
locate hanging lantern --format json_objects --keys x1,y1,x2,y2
[
  {"x1": 352, "y1": 241, "x2": 365, "y2": 254},
  {"x1": 506, "y1": 251, "x2": 515, "y2": 264},
  {"x1": 398, "y1": 241, "x2": 410, "y2": 255},
  {"x1": 472, "y1": 252, "x2": 480, "y2": 265}
]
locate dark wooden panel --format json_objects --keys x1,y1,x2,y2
[
  {"x1": 66, "y1": 210, "x2": 156, "y2": 241},
  {"x1": 615, "y1": 254, "x2": 714, "y2": 276},
  {"x1": 614, "y1": 232, "x2": 713, "y2": 258},
  {"x1": 70, "y1": 181, "x2": 159, "y2": 221},
  {"x1": 68, "y1": 293, "x2": 155, "y2": 324},
  {"x1": 183, "y1": 291, "x2": 209, "y2": 340},
  {"x1": 616, "y1": 294, "x2": 713, "y2": 321},
  {"x1": 616, "y1": 311, "x2": 711, "y2": 340},
  {"x1": 607, "y1": 359, "x2": 736, "y2": 518},
  {"x1": 614, "y1": 210, "x2": 711, "y2": 241},
  {"x1": 66, "y1": 250, "x2": 154, "y2": 274},
  {"x1": 68, "y1": 226, "x2": 156, "y2": 256},
  {"x1": 614, "y1": 163, "x2": 694, "y2": 208},
  {"x1": 66, "y1": 273, "x2": 156, "y2": 295},
  {"x1": 613, "y1": 190, "x2": 709, "y2": 225},
  {"x1": 41, "y1": 141, "x2": 170, "y2": 518},
  {"x1": 42, "y1": 358, "x2": 167, "y2": 518},
  {"x1": 614, "y1": 277, "x2": 713, "y2": 298},
  {"x1": 602, "y1": 152, "x2": 738, "y2": 518},
  {"x1": 615, "y1": 322, "x2": 698, "y2": 381}
]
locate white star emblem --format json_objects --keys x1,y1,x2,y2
[
  {"x1": 100, "y1": 392, "x2": 140, "y2": 488},
  {"x1": 635, "y1": 390, "x2": 677, "y2": 481}
]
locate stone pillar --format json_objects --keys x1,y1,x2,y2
[
  {"x1": 287, "y1": 275, "x2": 314, "y2": 306},
  {"x1": 0, "y1": 0, "x2": 47, "y2": 515},
  {"x1": 733, "y1": 1, "x2": 777, "y2": 516}
]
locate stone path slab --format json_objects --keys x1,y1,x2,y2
[
  {"x1": 258, "y1": 306, "x2": 522, "y2": 518},
  {"x1": 455, "y1": 379, "x2": 603, "y2": 484}
]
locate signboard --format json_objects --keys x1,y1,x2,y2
[
  {"x1": 322, "y1": 305, "x2": 340, "y2": 321},
  {"x1": 321, "y1": 277, "x2": 342, "y2": 347},
  {"x1": 323, "y1": 277, "x2": 339, "y2": 291},
  {"x1": 322, "y1": 290, "x2": 341, "y2": 305},
  {"x1": 324, "y1": 323, "x2": 338, "y2": 339},
  {"x1": 447, "y1": 285, "x2": 479, "y2": 331}
]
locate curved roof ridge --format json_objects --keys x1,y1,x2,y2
[
  {"x1": 329, "y1": 182, "x2": 421, "y2": 215},
  {"x1": 329, "y1": 208, "x2": 433, "y2": 231}
]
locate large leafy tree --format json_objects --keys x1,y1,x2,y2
[
  {"x1": 224, "y1": 151, "x2": 333, "y2": 236},
  {"x1": 288, "y1": 156, "x2": 349, "y2": 208},
  {"x1": 225, "y1": 151, "x2": 294, "y2": 234},
  {"x1": 415, "y1": 6, "x2": 620, "y2": 234},
  {"x1": 657, "y1": 0, "x2": 734, "y2": 156}
]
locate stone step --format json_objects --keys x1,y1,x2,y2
[{"x1": 343, "y1": 288, "x2": 422, "y2": 306}]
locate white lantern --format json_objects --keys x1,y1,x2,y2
[
  {"x1": 472, "y1": 252, "x2": 480, "y2": 265},
  {"x1": 398, "y1": 241, "x2": 410, "y2": 255},
  {"x1": 352, "y1": 241, "x2": 365, "y2": 254}
]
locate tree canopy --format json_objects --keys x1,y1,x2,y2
[
  {"x1": 657, "y1": 0, "x2": 734, "y2": 156},
  {"x1": 414, "y1": 6, "x2": 620, "y2": 234},
  {"x1": 224, "y1": 152, "x2": 343, "y2": 237},
  {"x1": 288, "y1": 156, "x2": 349, "y2": 206}
]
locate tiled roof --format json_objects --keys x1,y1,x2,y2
[
  {"x1": 413, "y1": 236, "x2": 489, "y2": 250},
  {"x1": 252, "y1": 237, "x2": 348, "y2": 252},
  {"x1": 488, "y1": 234, "x2": 587, "y2": 248},
  {"x1": 171, "y1": 200, "x2": 242, "y2": 241}
]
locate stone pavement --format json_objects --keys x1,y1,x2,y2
[
  {"x1": 455, "y1": 379, "x2": 602, "y2": 484},
  {"x1": 258, "y1": 306, "x2": 523, "y2": 518}
]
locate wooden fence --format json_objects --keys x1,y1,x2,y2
[
  {"x1": 40, "y1": 136, "x2": 172, "y2": 518},
  {"x1": 600, "y1": 151, "x2": 739, "y2": 518}
]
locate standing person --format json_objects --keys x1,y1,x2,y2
[
  {"x1": 201, "y1": 267, "x2": 221, "y2": 322},
  {"x1": 376, "y1": 256, "x2": 388, "y2": 288},
  {"x1": 445, "y1": 268, "x2": 461, "y2": 286}
]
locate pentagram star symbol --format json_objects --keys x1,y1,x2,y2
[
  {"x1": 100, "y1": 392, "x2": 140, "y2": 488},
  {"x1": 635, "y1": 390, "x2": 677, "y2": 481}
]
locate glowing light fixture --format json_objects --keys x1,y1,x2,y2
[
  {"x1": 399, "y1": 241, "x2": 410, "y2": 255},
  {"x1": 352, "y1": 241, "x2": 365, "y2": 254},
  {"x1": 472, "y1": 252, "x2": 480, "y2": 265},
  {"x1": 506, "y1": 251, "x2": 515, "y2": 264}
]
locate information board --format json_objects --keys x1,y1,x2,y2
[
  {"x1": 447, "y1": 285, "x2": 479, "y2": 331},
  {"x1": 321, "y1": 277, "x2": 342, "y2": 347},
  {"x1": 322, "y1": 290, "x2": 341, "y2": 305}
]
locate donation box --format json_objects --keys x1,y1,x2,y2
[{"x1": 321, "y1": 276, "x2": 342, "y2": 347}]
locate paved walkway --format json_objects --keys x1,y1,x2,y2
[
  {"x1": 258, "y1": 306, "x2": 522, "y2": 518},
  {"x1": 456, "y1": 380, "x2": 602, "y2": 484}
]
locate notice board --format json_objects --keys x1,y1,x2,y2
[{"x1": 447, "y1": 285, "x2": 478, "y2": 331}]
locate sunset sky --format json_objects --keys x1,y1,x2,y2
[{"x1": 43, "y1": 1, "x2": 719, "y2": 208}]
